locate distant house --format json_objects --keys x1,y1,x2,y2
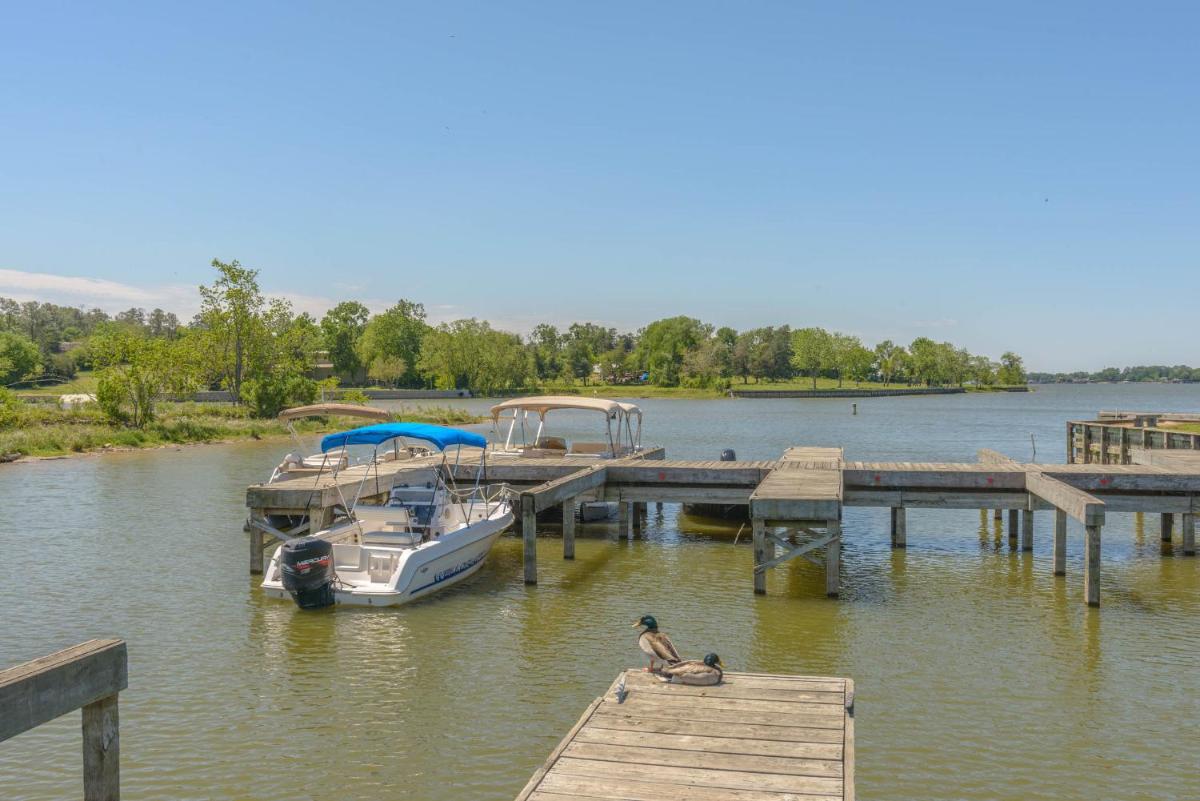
[{"x1": 306, "y1": 350, "x2": 336, "y2": 381}]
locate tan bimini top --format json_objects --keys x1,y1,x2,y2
[
  {"x1": 490, "y1": 395, "x2": 636, "y2": 421},
  {"x1": 278, "y1": 403, "x2": 392, "y2": 422}
]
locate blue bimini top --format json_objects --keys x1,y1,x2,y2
[{"x1": 320, "y1": 422, "x2": 488, "y2": 453}]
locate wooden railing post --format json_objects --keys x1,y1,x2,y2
[{"x1": 83, "y1": 693, "x2": 120, "y2": 801}]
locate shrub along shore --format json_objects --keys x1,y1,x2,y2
[{"x1": 0, "y1": 400, "x2": 478, "y2": 460}]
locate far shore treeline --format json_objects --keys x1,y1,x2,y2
[{"x1": 0, "y1": 260, "x2": 1038, "y2": 428}]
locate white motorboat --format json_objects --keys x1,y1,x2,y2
[
  {"x1": 261, "y1": 422, "x2": 513, "y2": 609},
  {"x1": 489, "y1": 396, "x2": 645, "y2": 520}
]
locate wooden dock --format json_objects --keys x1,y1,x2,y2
[
  {"x1": 516, "y1": 670, "x2": 855, "y2": 801},
  {"x1": 246, "y1": 434, "x2": 1200, "y2": 607}
]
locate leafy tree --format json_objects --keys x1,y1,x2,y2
[
  {"x1": 241, "y1": 372, "x2": 319, "y2": 419},
  {"x1": 828, "y1": 332, "x2": 867, "y2": 387},
  {"x1": 790, "y1": 327, "x2": 833, "y2": 389},
  {"x1": 197, "y1": 259, "x2": 266, "y2": 402},
  {"x1": 908, "y1": 337, "x2": 944, "y2": 386},
  {"x1": 844, "y1": 342, "x2": 875, "y2": 386},
  {"x1": 969, "y1": 355, "x2": 997, "y2": 386},
  {"x1": 873, "y1": 340, "x2": 906, "y2": 386},
  {"x1": 357, "y1": 299, "x2": 429, "y2": 387},
  {"x1": 418, "y1": 319, "x2": 532, "y2": 394},
  {"x1": 320, "y1": 301, "x2": 370, "y2": 383},
  {"x1": 529, "y1": 323, "x2": 564, "y2": 381},
  {"x1": 0, "y1": 331, "x2": 42, "y2": 385},
  {"x1": 91, "y1": 326, "x2": 200, "y2": 427},
  {"x1": 998, "y1": 351, "x2": 1026, "y2": 385},
  {"x1": 562, "y1": 323, "x2": 615, "y2": 385},
  {"x1": 634, "y1": 316, "x2": 711, "y2": 386}
]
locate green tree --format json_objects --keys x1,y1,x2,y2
[
  {"x1": 418, "y1": 319, "x2": 532, "y2": 394},
  {"x1": 0, "y1": 331, "x2": 42, "y2": 385},
  {"x1": 790, "y1": 327, "x2": 833, "y2": 389},
  {"x1": 873, "y1": 340, "x2": 906, "y2": 386},
  {"x1": 529, "y1": 323, "x2": 564, "y2": 381},
  {"x1": 634, "y1": 317, "x2": 711, "y2": 386},
  {"x1": 998, "y1": 351, "x2": 1026, "y2": 385},
  {"x1": 91, "y1": 325, "x2": 200, "y2": 427},
  {"x1": 197, "y1": 259, "x2": 266, "y2": 402},
  {"x1": 908, "y1": 337, "x2": 943, "y2": 386},
  {"x1": 969, "y1": 355, "x2": 998, "y2": 386},
  {"x1": 562, "y1": 323, "x2": 615, "y2": 385},
  {"x1": 357, "y1": 299, "x2": 429, "y2": 387},
  {"x1": 320, "y1": 301, "x2": 370, "y2": 383}
]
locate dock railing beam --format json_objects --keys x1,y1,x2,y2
[{"x1": 1, "y1": 639, "x2": 128, "y2": 801}]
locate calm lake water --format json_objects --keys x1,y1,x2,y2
[{"x1": 2, "y1": 384, "x2": 1199, "y2": 800}]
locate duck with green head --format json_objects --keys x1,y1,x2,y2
[
  {"x1": 658, "y1": 652, "x2": 725, "y2": 685},
  {"x1": 633, "y1": 614, "x2": 681, "y2": 672}
]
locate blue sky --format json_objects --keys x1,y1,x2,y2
[{"x1": 1, "y1": 1, "x2": 1196, "y2": 370}]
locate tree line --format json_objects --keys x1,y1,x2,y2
[
  {"x1": 1028, "y1": 365, "x2": 1200, "y2": 383},
  {"x1": 0, "y1": 259, "x2": 1027, "y2": 427}
]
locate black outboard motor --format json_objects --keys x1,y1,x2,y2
[
  {"x1": 280, "y1": 537, "x2": 335, "y2": 609},
  {"x1": 720, "y1": 448, "x2": 736, "y2": 461}
]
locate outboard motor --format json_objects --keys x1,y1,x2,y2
[
  {"x1": 279, "y1": 537, "x2": 335, "y2": 609},
  {"x1": 720, "y1": 448, "x2": 736, "y2": 461}
]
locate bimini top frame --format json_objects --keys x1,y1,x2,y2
[{"x1": 488, "y1": 395, "x2": 642, "y2": 456}]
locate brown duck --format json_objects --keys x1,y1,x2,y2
[
  {"x1": 658, "y1": 653, "x2": 725, "y2": 685},
  {"x1": 633, "y1": 615, "x2": 681, "y2": 672}
]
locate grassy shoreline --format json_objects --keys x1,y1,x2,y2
[
  {"x1": 530, "y1": 380, "x2": 1029, "y2": 400},
  {"x1": 0, "y1": 402, "x2": 480, "y2": 460}
]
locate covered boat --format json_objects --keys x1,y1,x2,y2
[
  {"x1": 260, "y1": 422, "x2": 513, "y2": 608},
  {"x1": 268, "y1": 403, "x2": 427, "y2": 482}
]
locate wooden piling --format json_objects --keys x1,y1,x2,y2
[
  {"x1": 752, "y1": 518, "x2": 766, "y2": 594},
  {"x1": 1160, "y1": 512, "x2": 1174, "y2": 542},
  {"x1": 993, "y1": 508, "x2": 1002, "y2": 520},
  {"x1": 249, "y1": 525, "x2": 264, "y2": 575},
  {"x1": 1007, "y1": 509, "x2": 1019, "y2": 546},
  {"x1": 1084, "y1": 524, "x2": 1101, "y2": 607},
  {"x1": 1053, "y1": 509, "x2": 1067, "y2": 576},
  {"x1": 1021, "y1": 509, "x2": 1034, "y2": 552},
  {"x1": 826, "y1": 519, "x2": 841, "y2": 597},
  {"x1": 890, "y1": 507, "x2": 906, "y2": 548},
  {"x1": 522, "y1": 494, "x2": 537, "y2": 584},
  {"x1": 1182, "y1": 512, "x2": 1195, "y2": 556},
  {"x1": 82, "y1": 693, "x2": 119, "y2": 801},
  {"x1": 562, "y1": 499, "x2": 576, "y2": 560},
  {"x1": 619, "y1": 501, "x2": 633, "y2": 540}
]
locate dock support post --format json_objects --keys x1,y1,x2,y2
[
  {"x1": 249, "y1": 525, "x2": 264, "y2": 574},
  {"x1": 1084, "y1": 524, "x2": 1101, "y2": 607},
  {"x1": 1160, "y1": 513, "x2": 1174, "y2": 542},
  {"x1": 82, "y1": 693, "x2": 119, "y2": 801},
  {"x1": 890, "y1": 507, "x2": 906, "y2": 548},
  {"x1": 1053, "y1": 509, "x2": 1067, "y2": 576},
  {"x1": 1021, "y1": 509, "x2": 1034, "y2": 552},
  {"x1": 993, "y1": 508, "x2": 1002, "y2": 520},
  {"x1": 752, "y1": 518, "x2": 766, "y2": 595},
  {"x1": 1007, "y1": 509, "x2": 1019, "y2": 547},
  {"x1": 619, "y1": 501, "x2": 633, "y2": 540},
  {"x1": 1182, "y1": 513, "x2": 1195, "y2": 556},
  {"x1": 522, "y1": 494, "x2": 537, "y2": 585},
  {"x1": 307, "y1": 502, "x2": 328, "y2": 535},
  {"x1": 562, "y1": 499, "x2": 576, "y2": 560},
  {"x1": 826, "y1": 519, "x2": 841, "y2": 598},
  {"x1": 655, "y1": 501, "x2": 664, "y2": 514}
]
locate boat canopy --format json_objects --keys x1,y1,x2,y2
[
  {"x1": 490, "y1": 395, "x2": 627, "y2": 421},
  {"x1": 278, "y1": 403, "x2": 392, "y2": 422},
  {"x1": 321, "y1": 423, "x2": 487, "y2": 453}
]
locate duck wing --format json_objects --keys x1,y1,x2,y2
[
  {"x1": 642, "y1": 630, "x2": 681, "y2": 663},
  {"x1": 660, "y1": 660, "x2": 722, "y2": 685}
]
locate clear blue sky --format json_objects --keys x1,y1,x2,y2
[{"x1": 1, "y1": 1, "x2": 1196, "y2": 371}]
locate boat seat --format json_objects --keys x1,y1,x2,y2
[
  {"x1": 361, "y1": 529, "x2": 422, "y2": 547},
  {"x1": 569, "y1": 441, "x2": 610, "y2": 455},
  {"x1": 332, "y1": 543, "x2": 366, "y2": 570},
  {"x1": 534, "y1": 436, "x2": 567, "y2": 451}
]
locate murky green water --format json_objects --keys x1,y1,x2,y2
[{"x1": 2, "y1": 385, "x2": 1198, "y2": 800}]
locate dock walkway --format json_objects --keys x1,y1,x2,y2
[{"x1": 516, "y1": 669, "x2": 855, "y2": 801}]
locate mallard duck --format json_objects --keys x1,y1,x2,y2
[
  {"x1": 658, "y1": 653, "x2": 725, "y2": 686},
  {"x1": 633, "y1": 615, "x2": 681, "y2": 672}
]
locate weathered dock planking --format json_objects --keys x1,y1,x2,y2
[
  {"x1": 246, "y1": 433, "x2": 1200, "y2": 607},
  {"x1": 515, "y1": 669, "x2": 855, "y2": 801}
]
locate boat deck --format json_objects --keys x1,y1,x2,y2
[{"x1": 516, "y1": 669, "x2": 855, "y2": 801}]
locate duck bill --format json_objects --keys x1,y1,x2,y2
[{"x1": 630, "y1": 621, "x2": 642, "y2": 627}]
